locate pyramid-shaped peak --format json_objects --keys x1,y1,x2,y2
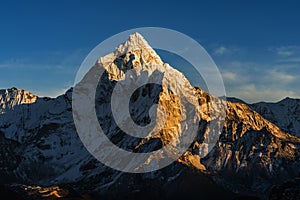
[
  {"x1": 128, "y1": 32, "x2": 148, "y2": 43},
  {"x1": 113, "y1": 32, "x2": 162, "y2": 63},
  {"x1": 125, "y1": 32, "x2": 152, "y2": 49},
  {"x1": 115, "y1": 32, "x2": 152, "y2": 51}
]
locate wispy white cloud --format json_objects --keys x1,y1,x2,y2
[
  {"x1": 214, "y1": 46, "x2": 228, "y2": 55},
  {"x1": 276, "y1": 48, "x2": 294, "y2": 56},
  {"x1": 269, "y1": 70, "x2": 296, "y2": 83},
  {"x1": 218, "y1": 59, "x2": 300, "y2": 103},
  {"x1": 209, "y1": 44, "x2": 300, "y2": 103},
  {"x1": 221, "y1": 71, "x2": 237, "y2": 81},
  {"x1": 0, "y1": 49, "x2": 85, "y2": 70},
  {"x1": 0, "y1": 62, "x2": 67, "y2": 70},
  {"x1": 270, "y1": 46, "x2": 300, "y2": 57},
  {"x1": 0, "y1": 49, "x2": 85, "y2": 97},
  {"x1": 277, "y1": 57, "x2": 300, "y2": 63}
]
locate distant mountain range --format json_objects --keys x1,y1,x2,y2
[
  {"x1": 0, "y1": 33, "x2": 299, "y2": 199},
  {"x1": 227, "y1": 97, "x2": 300, "y2": 137}
]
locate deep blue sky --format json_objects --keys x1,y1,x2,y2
[{"x1": 1, "y1": 0, "x2": 300, "y2": 103}]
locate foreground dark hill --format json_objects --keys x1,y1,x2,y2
[{"x1": 0, "y1": 33, "x2": 299, "y2": 199}]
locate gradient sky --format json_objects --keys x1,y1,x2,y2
[{"x1": 1, "y1": 0, "x2": 300, "y2": 103}]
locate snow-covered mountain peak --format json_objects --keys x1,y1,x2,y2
[
  {"x1": 97, "y1": 33, "x2": 163, "y2": 76},
  {"x1": 125, "y1": 32, "x2": 151, "y2": 49},
  {"x1": 0, "y1": 87, "x2": 37, "y2": 111},
  {"x1": 115, "y1": 32, "x2": 159, "y2": 58}
]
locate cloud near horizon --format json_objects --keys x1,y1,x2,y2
[
  {"x1": 211, "y1": 43, "x2": 300, "y2": 103},
  {"x1": 218, "y1": 49, "x2": 300, "y2": 103}
]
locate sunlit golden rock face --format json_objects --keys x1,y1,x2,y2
[
  {"x1": 178, "y1": 151, "x2": 206, "y2": 171},
  {"x1": 0, "y1": 88, "x2": 37, "y2": 111},
  {"x1": 224, "y1": 101, "x2": 300, "y2": 143},
  {"x1": 134, "y1": 87, "x2": 182, "y2": 149},
  {"x1": 156, "y1": 88, "x2": 182, "y2": 145},
  {"x1": 23, "y1": 185, "x2": 69, "y2": 198}
]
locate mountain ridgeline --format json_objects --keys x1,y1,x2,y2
[{"x1": 0, "y1": 33, "x2": 299, "y2": 199}]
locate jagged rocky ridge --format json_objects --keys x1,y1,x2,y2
[
  {"x1": 250, "y1": 98, "x2": 300, "y2": 137},
  {"x1": 227, "y1": 96, "x2": 300, "y2": 137},
  {"x1": 0, "y1": 33, "x2": 299, "y2": 199}
]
